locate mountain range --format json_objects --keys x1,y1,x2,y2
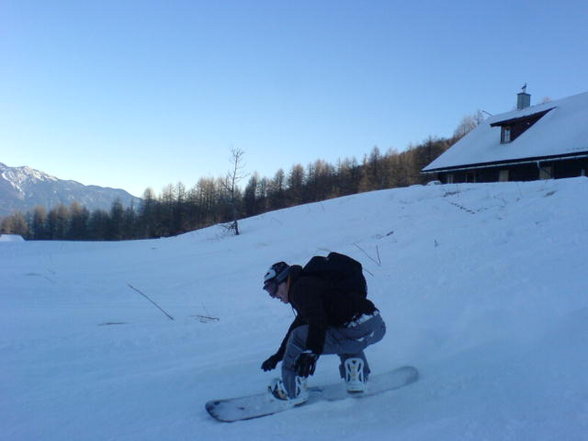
[{"x1": 0, "y1": 162, "x2": 141, "y2": 217}]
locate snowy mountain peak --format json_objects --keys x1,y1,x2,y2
[
  {"x1": 0, "y1": 162, "x2": 141, "y2": 216},
  {"x1": 0, "y1": 162, "x2": 58, "y2": 193}
]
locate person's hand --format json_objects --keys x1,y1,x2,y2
[
  {"x1": 294, "y1": 351, "x2": 319, "y2": 377},
  {"x1": 261, "y1": 353, "x2": 281, "y2": 371}
]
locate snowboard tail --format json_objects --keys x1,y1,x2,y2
[{"x1": 205, "y1": 365, "x2": 418, "y2": 422}]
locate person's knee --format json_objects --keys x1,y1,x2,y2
[
  {"x1": 368, "y1": 317, "x2": 386, "y2": 345},
  {"x1": 289, "y1": 325, "x2": 309, "y2": 344},
  {"x1": 283, "y1": 326, "x2": 309, "y2": 369}
]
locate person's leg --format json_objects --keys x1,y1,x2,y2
[
  {"x1": 281, "y1": 325, "x2": 309, "y2": 398},
  {"x1": 324, "y1": 313, "x2": 386, "y2": 380},
  {"x1": 338, "y1": 351, "x2": 370, "y2": 379},
  {"x1": 281, "y1": 314, "x2": 386, "y2": 394}
]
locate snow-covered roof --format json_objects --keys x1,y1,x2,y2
[{"x1": 423, "y1": 91, "x2": 588, "y2": 172}]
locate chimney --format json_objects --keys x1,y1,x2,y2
[{"x1": 517, "y1": 83, "x2": 531, "y2": 110}]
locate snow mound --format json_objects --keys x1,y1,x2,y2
[{"x1": 0, "y1": 234, "x2": 25, "y2": 242}]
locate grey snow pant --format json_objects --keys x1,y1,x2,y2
[{"x1": 282, "y1": 312, "x2": 386, "y2": 397}]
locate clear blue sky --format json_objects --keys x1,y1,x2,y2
[{"x1": 2, "y1": 0, "x2": 587, "y2": 197}]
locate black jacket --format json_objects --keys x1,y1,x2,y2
[{"x1": 274, "y1": 265, "x2": 377, "y2": 357}]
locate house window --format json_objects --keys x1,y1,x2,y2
[
  {"x1": 498, "y1": 170, "x2": 509, "y2": 181},
  {"x1": 539, "y1": 166, "x2": 553, "y2": 180},
  {"x1": 501, "y1": 126, "x2": 511, "y2": 143},
  {"x1": 491, "y1": 108, "x2": 554, "y2": 144}
]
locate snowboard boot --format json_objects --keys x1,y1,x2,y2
[
  {"x1": 344, "y1": 358, "x2": 367, "y2": 393},
  {"x1": 268, "y1": 377, "x2": 308, "y2": 405}
]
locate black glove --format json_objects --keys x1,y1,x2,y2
[
  {"x1": 261, "y1": 353, "x2": 282, "y2": 371},
  {"x1": 294, "y1": 351, "x2": 319, "y2": 377}
]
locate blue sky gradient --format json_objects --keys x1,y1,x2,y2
[{"x1": 2, "y1": 0, "x2": 587, "y2": 196}]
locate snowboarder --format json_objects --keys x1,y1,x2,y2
[{"x1": 261, "y1": 257, "x2": 386, "y2": 404}]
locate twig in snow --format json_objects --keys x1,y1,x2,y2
[
  {"x1": 192, "y1": 315, "x2": 220, "y2": 323},
  {"x1": 127, "y1": 283, "x2": 174, "y2": 321},
  {"x1": 353, "y1": 243, "x2": 382, "y2": 266}
]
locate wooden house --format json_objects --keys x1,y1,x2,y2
[{"x1": 422, "y1": 90, "x2": 588, "y2": 183}]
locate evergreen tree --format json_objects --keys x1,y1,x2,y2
[
  {"x1": 268, "y1": 169, "x2": 286, "y2": 210},
  {"x1": 122, "y1": 205, "x2": 137, "y2": 239},
  {"x1": 47, "y1": 205, "x2": 69, "y2": 239},
  {"x1": 287, "y1": 164, "x2": 305, "y2": 206},
  {"x1": 68, "y1": 202, "x2": 89, "y2": 240},
  {"x1": 31, "y1": 206, "x2": 48, "y2": 240},
  {"x1": 139, "y1": 188, "x2": 157, "y2": 238},
  {"x1": 108, "y1": 199, "x2": 125, "y2": 240},
  {"x1": 174, "y1": 182, "x2": 187, "y2": 234},
  {"x1": 244, "y1": 173, "x2": 260, "y2": 217},
  {"x1": 87, "y1": 209, "x2": 110, "y2": 240}
]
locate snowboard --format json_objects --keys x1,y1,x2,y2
[{"x1": 205, "y1": 365, "x2": 418, "y2": 422}]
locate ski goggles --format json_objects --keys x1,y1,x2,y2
[{"x1": 263, "y1": 279, "x2": 279, "y2": 298}]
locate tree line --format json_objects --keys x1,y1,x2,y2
[{"x1": 1, "y1": 135, "x2": 456, "y2": 241}]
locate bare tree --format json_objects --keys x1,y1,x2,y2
[
  {"x1": 223, "y1": 147, "x2": 247, "y2": 235},
  {"x1": 0, "y1": 212, "x2": 29, "y2": 236},
  {"x1": 453, "y1": 110, "x2": 486, "y2": 139}
]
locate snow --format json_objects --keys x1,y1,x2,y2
[
  {"x1": 2, "y1": 177, "x2": 588, "y2": 440},
  {"x1": 0, "y1": 234, "x2": 25, "y2": 242},
  {"x1": 0, "y1": 162, "x2": 59, "y2": 191},
  {"x1": 423, "y1": 91, "x2": 588, "y2": 171}
]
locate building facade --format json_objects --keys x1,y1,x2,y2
[{"x1": 422, "y1": 90, "x2": 588, "y2": 183}]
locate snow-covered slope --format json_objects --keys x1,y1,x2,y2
[
  {"x1": 1, "y1": 178, "x2": 587, "y2": 441},
  {"x1": 0, "y1": 162, "x2": 141, "y2": 216}
]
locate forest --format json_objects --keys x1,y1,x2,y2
[{"x1": 1, "y1": 135, "x2": 459, "y2": 241}]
